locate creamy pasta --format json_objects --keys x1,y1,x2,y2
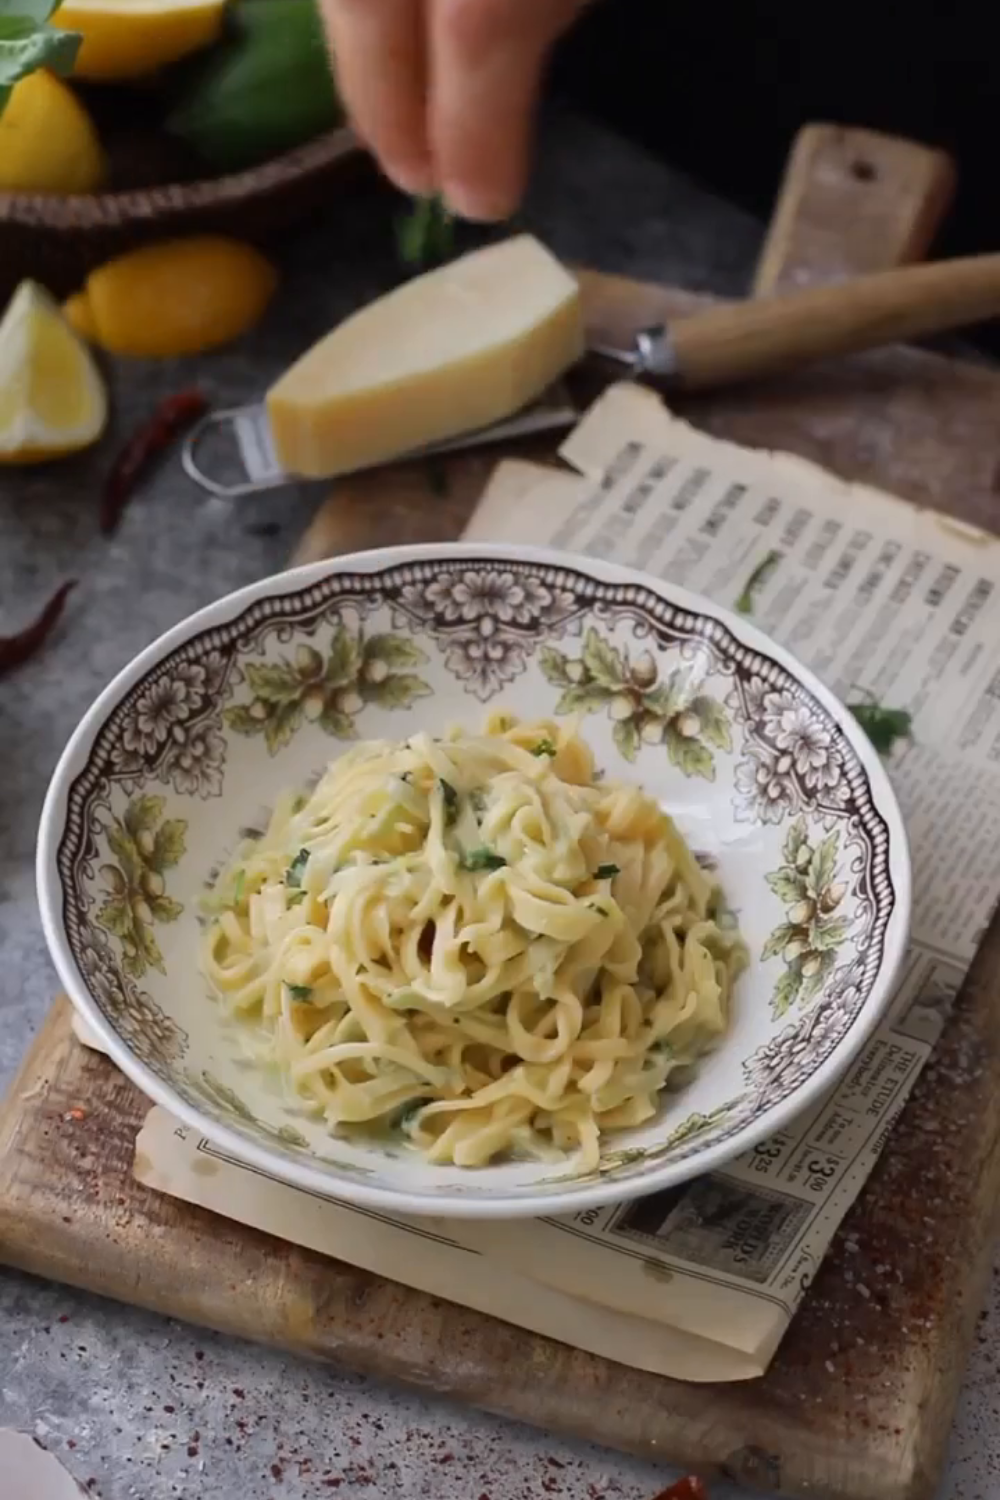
[{"x1": 199, "y1": 714, "x2": 746, "y2": 1172}]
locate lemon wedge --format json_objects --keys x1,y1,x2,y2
[
  {"x1": 53, "y1": 0, "x2": 227, "y2": 81},
  {"x1": 0, "y1": 283, "x2": 108, "y2": 464}
]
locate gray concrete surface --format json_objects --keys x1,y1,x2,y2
[{"x1": 1, "y1": 106, "x2": 996, "y2": 1500}]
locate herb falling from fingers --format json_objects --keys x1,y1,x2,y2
[
  {"x1": 396, "y1": 194, "x2": 455, "y2": 269},
  {"x1": 101, "y1": 388, "x2": 209, "y2": 536},
  {"x1": 0, "y1": 579, "x2": 76, "y2": 678}
]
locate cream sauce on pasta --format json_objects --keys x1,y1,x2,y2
[{"x1": 199, "y1": 714, "x2": 746, "y2": 1172}]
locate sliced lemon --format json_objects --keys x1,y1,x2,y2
[
  {"x1": 0, "y1": 70, "x2": 107, "y2": 195},
  {"x1": 0, "y1": 282, "x2": 108, "y2": 464},
  {"x1": 64, "y1": 236, "x2": 278, "y2": 357},
  {"x1": 54, "y1": 0, "x2": 228, "y2": 81}
]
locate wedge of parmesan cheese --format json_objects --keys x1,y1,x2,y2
[{"x1": 266, "y1": 235, "x2": 584, "y2": 479}]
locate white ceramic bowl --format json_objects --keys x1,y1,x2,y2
[{"x1": 38, "y1": 543, "x2": 910, "y2": 1218}]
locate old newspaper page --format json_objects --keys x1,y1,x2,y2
[{"x1": 129, "y1": 384, "x2": 1000, "y2": 1380}]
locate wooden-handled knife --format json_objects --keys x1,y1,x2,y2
[{"x1": 593, "y1": 253, "x2": 999, "y2": 391}]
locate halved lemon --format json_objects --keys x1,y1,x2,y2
[
  {"x1": 0, "y1": 282, "x2": 108, "y2": 464},
  {"x1": 53, "y1": 0, "x2": 228, "y2": 81}
]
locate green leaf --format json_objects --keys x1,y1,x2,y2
[
  {"x1": 0, "y1": 16, "x2": 80, "y2": 92},
  {"x1": 324, "y1": 625, "x2": 362, "y2": 687},
  {"x1": 124, "y1": 796, "x2": 165, "y2": 838},
  {"x1": 734, "y1": 549, "x2": 782, "y2": 616},
  {"x1": 849, "y1": 701, "x2": 913, "y2": 757},
  {"x1": 761, "y1": 922, "x2": 799, "y2": 962},
  {"x1": 362, "y1": 673, "x2": 432, "y2": 709},
  {"x1": 766, "y1": 868, "x2": 809, "y2": 904},
  {"x1": 318, "y1": 705, "x2": 356, "y2": 739},
  {"x1": 287, "y1": 889, "x2": 308, "y2": 906},
  {"x1": 782, "y1": 817, "x2": 810, "y2": 867},
  {"x1": 150, "y1": 818, "x2": 187, "y2": 872},
  {"x1": 772, "y1": 968, "x2": 802, "y2": 1019},
  {"x1": 691, "y1": 695, "x2": 732, "y2": 752},
  {"x1": 613, "y1": 718, "x2": 640, "y2": 763},
  {"x1": 460, "y1": 847, "x2": 506, "y2": 872},
  {"x1": 286, "y1": 849, "x2": 310, "y2": 887},
  {"x1": 531, "y1": 738, "x2": 557, "y2": 757},
  {"x1": 362, "y1": 634, "x2": 428, "y2": 671},
  {"x1": 538, "y1": 647, "x2": 572, "y2": 688},
  {"x1": 664, "y1": 726, "x2": 715, "y2": 780},
  {"x1": 97, "y1": 897, "x2": 133, "y2": 939},
  {"x1": 554, "y1": 683, "x2": 614, "y2": 715},
  {"x1": 224, "y1": 704, "x2": 266, "y2": 737},
  {"x1": 286, "y1": 984, "x2": 313, "y2": 1001},
  {"x1": 138, "y1": 924, "x2": 165, "y2": 975},
  {"x1": 812, "y1": 916, "x2": 852, "y2": 952},
  {"x1": 149, "y1": 895, "x2": 184, "y2": 924},
  {"x1": 106, "y1": 824, "x2": 141, "y2": 885},
  {"x1": 264, "y1": 700, "x2": 303, "y2": 755},
  {"x1": 808, "y1": 831, "x2": 840, "y2": 897},
  {"x1": 0, "y1": 0, "x2": 62, "y2": 24},
  {"x1": 244, "y1": 660, "x2": 303, "y2": 705},
  {"x1": 581, "y1": 627, "x2": 626, "y2": 688}
]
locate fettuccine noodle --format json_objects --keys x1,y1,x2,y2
[{"x1": 199, "y1": 714, "x2": 746, "y2": 1172}]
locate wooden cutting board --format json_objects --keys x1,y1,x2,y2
[{"x1": 3, "y1": 125, "x2": 998, "y2": 1500}]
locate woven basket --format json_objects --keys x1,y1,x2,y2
[{"x1": 0, "y1": 126, "x2": 366, "y2": 303}]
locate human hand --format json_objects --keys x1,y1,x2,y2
[{"x1": 319, "y1": 0, "x2": 589, "y2": 222}]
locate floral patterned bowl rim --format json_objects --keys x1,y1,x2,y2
[{"x1": 37, "y1": 542, "x2": 911, "y2": 1219}]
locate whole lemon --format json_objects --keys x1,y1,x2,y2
[
  {"x1": 0, "y1": 71, "x2": 107, "y2": 195},
  {"x1": 63, "y1": 236, "x2": 279, "y2": 357}
]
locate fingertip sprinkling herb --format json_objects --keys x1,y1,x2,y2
[
  {"x1": 848, "y1": 701, "x2": 913, "y2": 757},
  {"x1": 594, "y1": 863, "x2": 620, "y2": 880},
  {"x1": 285, "y1": 848, "x2": 309, "y2": 887},
  {"x1": 735, "y1": 549, "x2": 782, "y2": 616},
  {"x1": 286, "y1": 984, "x2": 313, "y2": 1001},
  {"x1": 438, "y1": 778, "x2": 459, "y2": 826},
  {"x1": 460, "y1": 847, "x2": 507, "y2": 872},
  {"x1": 532, "y1": 738, "x2": 557, "y2": 757}
]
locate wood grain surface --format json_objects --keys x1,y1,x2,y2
[
  {"x1": 752, "y1": 124, "x2": 956, "y2": 295},
  {"x1": 4, "y1": 125, "x2": 1000, "y2": 1500}
]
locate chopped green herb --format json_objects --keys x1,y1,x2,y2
[
  {"x1": 392, "y1": 1098, "x2": 426, "y2": 1132},
  {"x1": 232, "y1": 869, "x2": 245, "y2": 905},
  {"x1": 396, "y1": 194, "x2": 454, "y2": 268},
  {"x1": 438, "y1": 778, "x2": 459, "y2": 826},
  {"x1": 287, "y1": 889, "x2": 308, "y2": 907},
  {"x1": 594, "y1": 863, "x2": 620, "y2": 880},
  {"x1": 735, "y1": 549, "x2": 782, "y2": 616},
  {"x1": 460, "y1": 847, "x2": 507, "y2": 872},
  {"x1": 532, "y1": 738, "x2": 557, "y2": 757},
  {"x1": 286, "y1": 984, "x2": 313, "y2": 1001},
  {"x1": 848, "y1": 701, "x2": 913, "y2": 757},
  {"x1": 285, "y1": 848, "x2": 309, "y2": 887}
]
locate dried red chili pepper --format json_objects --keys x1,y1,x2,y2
[
  {"x1": 0, "y1": 580, "x2": 76, "y2": 679},
  {"x1": 649, "y1": 1479, "x2": 709, "y2": 1500},
  {"x1": 101, "y1": 388, "x2": 209, "y2": 536}
]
